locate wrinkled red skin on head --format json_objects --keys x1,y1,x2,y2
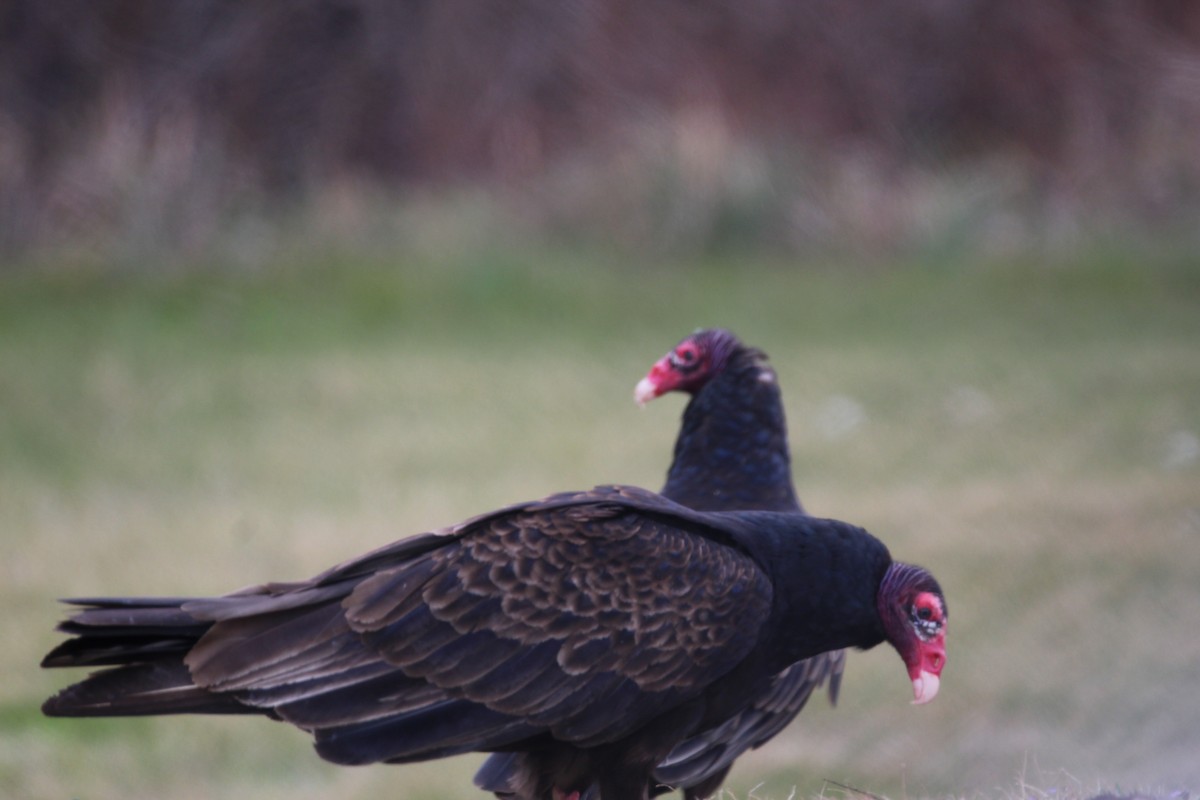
[
  {"x1": 904, "y1": 591, "x2": 947, "y2": 682},
  {"x1": 638, "y1": 340, "x2": 712, "y2": 401},
  {"x1": 910, "y1": 632, "x2": 947, "y2": 681},
  {"x1": 644, "y1": 353, "x2": 700, "y2": 395},
  {"x1": 878, "y1": 576, "x2": 947, "y2": 704}
]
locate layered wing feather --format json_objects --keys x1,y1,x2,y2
[
  {"x1": 652, "y1": 649, "x2": 845, "y2": 789},
  {"x1": 44, "y1": 486, "x2": 774, "y2": 768}
]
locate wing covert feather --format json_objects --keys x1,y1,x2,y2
[{"x1": 342, "y1": 504, "x2": 772, "y2": 732}]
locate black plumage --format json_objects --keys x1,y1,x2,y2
[
  {"x1": 43, "y1": 484, "x2": 947, "y2": 800},
  {"x1": 651, "y1": 330, "x2": 804, "y2": 514},
  {"x1": 636, "y1": 329, "x2": 842, "y2": 798}
]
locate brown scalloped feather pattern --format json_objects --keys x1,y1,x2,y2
[{"x1": 345, "y1": 505, "x2": 771, "y2": 701}]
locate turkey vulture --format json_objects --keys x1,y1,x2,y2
[
  {"x1": 635, "y1": 327, "x2": 805, "y2": 514},
  {"x1": 639, "y1": 328, "x2": 846, "y2": 798},
  {"x1": 42, "y1": 485, "x2": 947, "y2": 800},
  {"x1": 479, "y1": 328, "x2": 847, "y2": 800}
]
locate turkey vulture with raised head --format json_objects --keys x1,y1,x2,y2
[
  {"x1": 635, "y1": 327, "x2": 803, "y2": 514},
  {"x1": 481, "y1": 328, "x2": 847, "y2": 800},
  {"x1": 43, "y1": 485, "x2": 947, "y2": 800}
]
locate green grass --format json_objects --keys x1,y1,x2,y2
[{"x1": 2, "y1": 247, "x2": 1198, "y2": 799}]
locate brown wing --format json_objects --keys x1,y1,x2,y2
[{"x1": 160, "y1": 489, "x2": 773, "y2": 763}]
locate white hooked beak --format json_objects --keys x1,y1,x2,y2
[
  {"x1": 634, "y1": 377, "x2": 658, "y2": 407},
  {"x1": 911, "y1": 670, "x2": 940, "y2": 705}
]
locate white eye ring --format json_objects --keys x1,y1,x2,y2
[{"x1": 911, "y1": 603, "x2": 942, "y2": 640}]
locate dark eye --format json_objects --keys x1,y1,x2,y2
[
  {"x1": 910, "y1": 598, "x2": 943, "y2": 639},
  {"x1": 669, "y1": 345, "x2": 700, "y2": 369}
]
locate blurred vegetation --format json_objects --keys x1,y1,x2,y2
[{"x1": 3, "y1": 1, "x2": 1200, "y2": 263}]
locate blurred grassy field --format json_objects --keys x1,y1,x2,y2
[{"x1": 3, "y1": 248, "x2": 1198, "y2": 799}]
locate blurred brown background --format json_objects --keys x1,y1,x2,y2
[{"x1": 4, "y1": 0, "x2": 1200, "y2": 261}]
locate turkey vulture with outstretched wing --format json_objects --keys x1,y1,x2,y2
[{"x1": 43, "y1": 485, "x2": 947, "y2": 800}]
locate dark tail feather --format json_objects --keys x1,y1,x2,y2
[
  {"x1": 42, "y1": 661, "x2": 257, "y2": 717},
  {"x1": 42, "y1": 632, "x2": 205, "y2": 669},
  {"x1": 475, "y1": 751, "x2": 521, "y2": 794},
  {"x1": 41, "y1": 597, "x2": 252, "y2": 718},
  {"x1": 42, "y1": 597, "x2": 213, "y2": 668}
]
